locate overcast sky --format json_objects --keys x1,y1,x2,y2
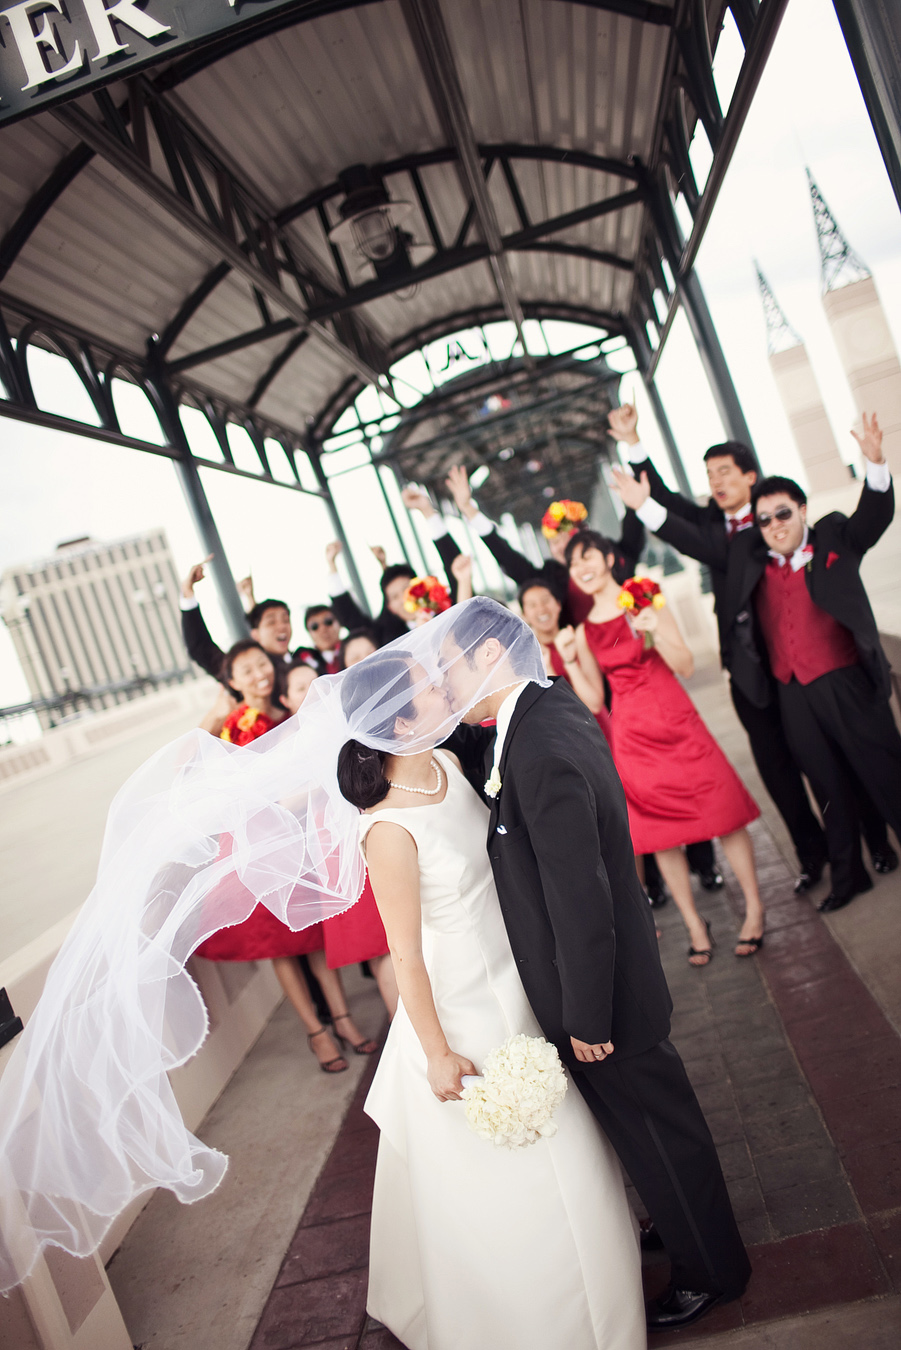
[{"x1": 2, "y1": 0, "x2": 901, "y2": 711}]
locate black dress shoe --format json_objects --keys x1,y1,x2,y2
[
  {"x1": 872, "y1": 846, "x2": 899, "y2": 875},
  {"x1": 794, "y1": 859, "x2": 825, "y2": 894},
  {"x1": 696, "y1": 868, "x2": 724, "y2": 891},
  {"x1": 646, "y1": 1285, "x2": 724, "y2": 1332},
  {"x1": 818, "y1": 875, "x2": 874, "y2": 913},
  {"x1": 646, "y1": 881, "x2": 669, "y2": 909},
  {"x1": 639, "y1": 1219, "x2": 664, "y2": 1251}
]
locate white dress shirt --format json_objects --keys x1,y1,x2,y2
[{"x1": 491, "y1": 681, "x2": 529, "y2": 775}]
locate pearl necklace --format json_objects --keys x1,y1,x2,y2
[{"x1": 386, "y1": 759, "x2": 443, "y2": 796}]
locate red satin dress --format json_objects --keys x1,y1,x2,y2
[
  {"x1": 195, "y1": 706, "x2": 325, "y2": 961},
  {"x1": 583, "y1": 616, "x2": 758, "y2": 855},
  {"x1": 546, "y1": 643, "x2": 613, "y2": 747},
  {"x1": 322, "y1": 874, "x2": 389, "y2": 969}
]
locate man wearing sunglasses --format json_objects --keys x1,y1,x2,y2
[
  {"x1": 610, "y1": 406, "x2": 897, "y2": 899},
  {"x1": 295, "y1": 605, "x2": 343, "y2": 676},
  {"x1": 741, "y1": 420, "x2": 899, "y2": 911}
]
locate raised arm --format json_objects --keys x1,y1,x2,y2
[
  {"x1": 844, "y1": 412, "x2": 895, "y2": 554},
  {"x1": 554, "y1": 625, "x2": 605, "y2": 714},
  {"x1": 608, "y1": 403, "x2": 707, "y2": 525},
  {"x1": 445, "y1": 463, "x2": 539, "y2": 586},
  {"x1": 401, "y1": 485, "x2": 461, "y2": 600},
  {"x1": 365, "y1": 820, "x2": 477, "y2": 1099},
  {"x1": 611, "y1": 466, "x2": 729, "y2": 571},
  {"x1": 325, "y1": 540, "x2": 371, "y2": 628}
]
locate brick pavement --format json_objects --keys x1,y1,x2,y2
[{"x1": 249, "y1": 814, "x2": 901, "y2": 1349}]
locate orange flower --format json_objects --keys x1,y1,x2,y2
[{"x1": 541, "y1": 499, "x2": 587, "y2": 538}]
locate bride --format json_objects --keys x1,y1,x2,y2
[
  {"x1": 0, "y1": 600, "x2": 644, "y2": 1347},
  {"x1": 336, "y1": 650, "x2": 645, "y2": 1349}
]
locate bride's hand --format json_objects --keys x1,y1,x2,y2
[{"x1": 427, "y1": 1049, "x2": 477, "y2": 1102}]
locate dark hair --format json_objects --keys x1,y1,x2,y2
[
  {"x1": 517, "y1": 577, "x2": 559, "y2": 608},
  {"x1": 752, "y1": 476, "x2": 807, "y2": 511},
  {"x1": 221, "y1": 639, "x2": 275, "y2": 691},
  {"x1": 337, "y1": 627, "x2": 378, "y2": 671},
  {"x1": 304, "y1": 603, "x2": 335, "y2": 627},
  {"x1": 446, "y1": 603, "x2": 531, "y2": 673},
  {"x1": 703, "y1": 441, "x2": 758, "y2": 478},
  {"x1": 286, "y1": 653, "x2": 318, "y2": 676},
  {"x1": 380, "y1": 563, "x2": 415, "y2": 597},
  {"x1": 247, "y1": 599, "x2": 290, "y2": 629},
  {"x1": 337, "y1": 652, "x2": 417, "y2": 808},
  {"x1": 563, "y1": 529, "x2": 618, "y2": 568}
]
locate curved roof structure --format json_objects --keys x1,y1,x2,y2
[{"x1": 0, "y1": 0, "x2": 787, "y2": 480}]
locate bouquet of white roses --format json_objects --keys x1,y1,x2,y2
[{"x1": 461, "y1": 1034, "x2": 567, "y2": 1149}]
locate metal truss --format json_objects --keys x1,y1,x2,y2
[{"x1": 806, "y1": 169, "x2": 871, "y2": 293}]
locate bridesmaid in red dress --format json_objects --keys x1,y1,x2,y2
[
  {"x1": 566, "y1": 532, "x2": 766, "y2": 963},
  {"x1": 195, "y1": 642, "x2": 377, "y2": 1071},
  {"x1": 518, "y1": 579, "x2": 613, "y2": 745}
]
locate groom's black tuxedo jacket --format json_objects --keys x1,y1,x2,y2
[{"x1": 449, "y1": 679, "x2": 671, "y2": 1064}]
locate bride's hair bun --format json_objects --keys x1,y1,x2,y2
[{"x1": 338, "y1": 739, "x2": 390, "y2": 809}]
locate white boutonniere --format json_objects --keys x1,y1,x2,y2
[{"x1": 484, "y1": 765, "x2": 502, "y2": 798}]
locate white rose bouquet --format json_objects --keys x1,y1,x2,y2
[{"x1": 461, "y1": 1034, "x2": 568, "y2": 1148}]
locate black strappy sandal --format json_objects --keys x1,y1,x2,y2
[
  {"x1": 332, "y1": 1012, "x2": 379, "y2": 1056},
  {"x1": 735, "y1": 935, "x2": 764, "y2": 958},
  {"x1": 688, "y1": 919, "x2": 715, "y2": 968},
  {"x1": 308, "y1": 1027, "x2": 348, "y2": 1073}
]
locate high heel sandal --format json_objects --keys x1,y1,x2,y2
[
  {"x1": 735, "y1": 934, "x2": 764, "y2": 958},
  {"x1": 688, "y1": 919, "x2": 715, "y2": 968},
  {"x1": 308, "y1": 1027, "x2": 348, "y2": 1074},
  {"x1": 332, "y1": 1012, "x2": 379, "y2": 1056}
]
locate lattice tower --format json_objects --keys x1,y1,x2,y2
[
  {"x1": 755, "y1": 262, "x2": 803, "y2": 355},
  {"x1": 807, "y1": 169, "x2": 871, "y2": 293}
]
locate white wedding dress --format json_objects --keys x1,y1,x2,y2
[{"x1": 361, "y1": 751, "x2": 646, "y2": 1350}]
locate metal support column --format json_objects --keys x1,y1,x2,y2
[
  {"x1": 642, "y1": 170, "x2": 759, "y2": 463},
  {"x1": 625, "y1": 321, "x2": 694, "y2": 497},
  {"x1": 832, "y1": 1, "x2": 901, "y2": 216},
  {"x1": 144, "y1": 361, "x2": 248, "y2": 640},
  {"x1": 307, "y1": 444, "x2": 373, "y2": 616}
]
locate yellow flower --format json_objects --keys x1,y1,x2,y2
[
  {"x1": 549, "y1": 502, "x2": 566, "y2": 521},
  {"x1": 237, "y1": 707, "x2": 259, "y2": 732},
  {"x1": 652, "y1": 593, "x2": 666, "y2": 610},
  {"x1": 617, "y1": 592, "x2": 635, "y2": 609}
]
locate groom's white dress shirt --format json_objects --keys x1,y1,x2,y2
[{"x1": 491, "y1": 682, "x2": 529, "y2": 777}]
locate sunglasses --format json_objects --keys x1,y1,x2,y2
[
  {"x1": 756, "y1": 506, "x2": 795, "y2": 528},
  {"x1": 308, "y1": 617, "x2": 337, "y2": 631}
]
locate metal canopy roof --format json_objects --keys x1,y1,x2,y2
[{"x1": 0, "y1": 0, "x2": 788, "y2": 479}]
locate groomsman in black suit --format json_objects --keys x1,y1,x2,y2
[
  {"x1": 609, "y1": 406, "x2": 896, "y2": 893},
  {"x1": 738, "y1": 423, "x2": 899, "y2": 910}
]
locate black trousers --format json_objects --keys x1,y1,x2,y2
[
  {"x1": 778, "y1": 669, "x2": 901, "y2": 896},
  {"x1": 730, "y1": 681, "x2": 827, "y2": 869},
  {"x1": 575, "y1": 1039, "x2": 750, "y2": 1298}
]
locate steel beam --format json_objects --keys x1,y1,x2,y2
[
  {"x1": 399, "y1": 0, "x2": 532, "y2": 364},
  {"x1": 307, "y1": 446, "x2": 373, "y2": 614},
  {"x1": 832, "y1": 0, "x2": 901, "y2": 217},
  {"x1": 53, "y1": 103, "x2": 386, "y2": 390}
]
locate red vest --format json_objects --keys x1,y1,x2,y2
[{"x1": 755, "y1": 561, "x2": 858, "y2": 685}]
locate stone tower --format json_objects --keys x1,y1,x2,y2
[
  {"x1": 810, "y1": 170, "x2": 901, "y2": 473},
  {"x1": 755, "y1": 263, "x2": 850, "y2": 493}
]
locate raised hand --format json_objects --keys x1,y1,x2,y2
[
  {"x1": 182, "y1": 553, "x2": 213, "y2": 599},
  {"x1": 370, "y1": 544, "x2": 388, "y2": 569},
  {"x1": 401, "y1": 484, "x2": 436, "y2": 518},
  {"x1": 325, "y1": 540, "x2": 342, "y2": 571},
  {"x1": 236, "y1": 574, "x2": 255, "y2": 610},
  {"x1": 451, "y1": 552, "x2": 473, "y2": 601},
  {"x1": 553, "y1": 625, "x2": 578, "y2": 665},
  {"x1": 631, "y1": 607, "x2": 659, "y2": 635},
  {"x1": 610, "y1": 464, "x2": 651, "y2": 510},
  {"x1": 850, "y1": 411, "x2": 885, "y2": 463},
  {"x1": 445, "y1": 464, "x2": 472, "y2": 511},
  {"x1": 607, "y1": 403, "x2": 639, "y2": 444}
]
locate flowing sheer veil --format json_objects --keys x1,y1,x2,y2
[{"x1": 0, "y1": 597, "x2": 549, "y2": 1291}]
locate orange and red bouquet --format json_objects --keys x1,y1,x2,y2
[
  {"x1": 617, "y1": 576, "x2": 665, "y2": 649},
  {"x1": 541, "y1": 498, "x2": 588, "y2": 539},
  {"x1": 403, "y1": 575, "x2": 452, "y2": 617}
]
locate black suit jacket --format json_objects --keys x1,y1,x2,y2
[
  {"x1": 727, "y1": 482, "x2": 895, "y2": 700},
  {"x1": 452, "y1": 679, "x2": 671, "y2": 1064},
  {"x1": 633, "y1": 457, "x2": 773, "y2": 706}
]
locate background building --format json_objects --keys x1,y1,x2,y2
[{"x1": 0, "y1": 530, "x2": 194, "y2": 730}]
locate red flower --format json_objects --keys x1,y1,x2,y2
[
  {"x1": 403, "y1": 575, "x2": 452, "y2": 615},
  {"x1": 826, "y1": 551, "x2": 840, "y2": 569}
]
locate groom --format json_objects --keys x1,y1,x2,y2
[{"x1": 444, "y1": 606, "x2": 751, "y2": 1332}]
